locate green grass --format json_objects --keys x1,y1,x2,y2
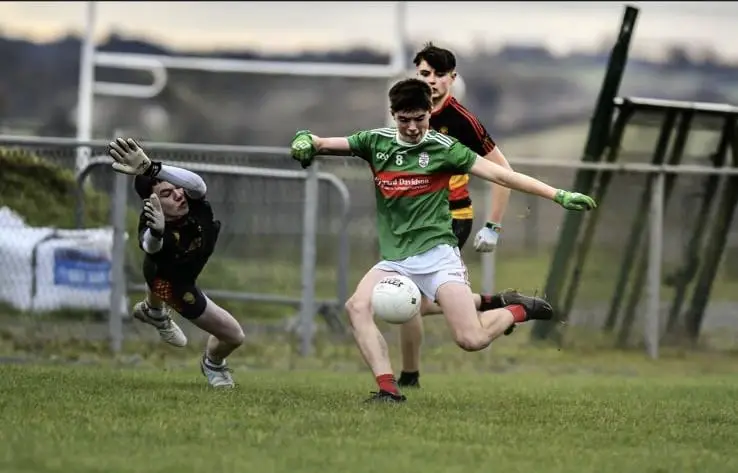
[{"x1": 2, "y1": 362, "x2": 738, "y2": 473}]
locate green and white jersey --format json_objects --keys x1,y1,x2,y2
[{"x1": 347, "y1": 127, "x2": 478, "y2": 261}]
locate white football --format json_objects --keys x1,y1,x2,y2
[{"x1": 371, "y1": 275, "x2": 421, "y2": 324}]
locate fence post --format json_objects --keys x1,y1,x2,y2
[
  {"x1": 299, "y1": 162, "x2": 320, "y2": 356},
  {"x1": 645, "y1": 170, "x2": 665, "y2": 359},
  {"x1": 109, "y1": 169, "x2": 128, "y2": 355},
  {"x1": 75, "y1": 1, "x2": 96, "y2": 174}
]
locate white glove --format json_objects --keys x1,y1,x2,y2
[
  {"x1": 143, "y1": 194, "x2": 165, "y2": 237},
  {"x1": 108, "y1": 137, "x2": 155, "y2": 176},
  {"x1": 473, "y1": 223, "x2": 501, "y2": 253}
]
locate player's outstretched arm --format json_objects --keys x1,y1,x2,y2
[
  {"x1": 312, "y1": 136, "x2": 353, "y2": 156},
  {"x1": 469, "y1": 156, "x2": 597, "y2": 211},
  {"x1": 290, "y1": 130, "x2": 354, "y2": 169},
  {"x1": 108, "y1": 137, "x2": 207, "y2": 199}
]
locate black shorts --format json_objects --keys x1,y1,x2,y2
[
  {"x1": 143, "y1": 259, "x2": 207, "y2": 320},
  {"x1": 452, "y1": 218, "x2": 473, "y2": 249}
]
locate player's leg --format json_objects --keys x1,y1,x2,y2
[
  {"x1": 133, "y1": 259, "x2": 187, "y2": 347},
  {"x1": 421, "y1": 245, "x2": 553, "y2": 351},
  {"x1": 345, "y1": 267, "x2": 406, "y2": 403},
  {"x1": 176, "y1": 286, "x2": 245, "y2": 388},
  {"x1": 398, "y1": 217, "x2": 473, "y2": 388},
  {"x1": 436, "y1": 281, "x2": 514, "y2": 350},
  {"x1": 422, "y1": 291, "x2": 548, "y2": 335}
]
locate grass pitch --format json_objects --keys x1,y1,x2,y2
[{"x1": 2, "y1": 362, "x2": 737, "y2": 473}]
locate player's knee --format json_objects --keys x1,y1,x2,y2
[
  {"x1": 453, "y1": 331, "x2": 488, "y2": 352},
  {"x1": 345, "y1": 295, "x2": 372, "y2": 328},
  {"x1": 227, "y1": 324, "x2": 246, "y2": 347},
  {"x1": 220, "y1": 314, "x2": 245, "y2": 346}
]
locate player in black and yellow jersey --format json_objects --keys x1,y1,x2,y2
[
  {"x1": 108, "y1": 137, "x2": 245, "y2": 388},
  {"x1": 398, "y1": 43, "x2": 516, "y2": 388}
]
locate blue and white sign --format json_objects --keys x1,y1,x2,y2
[{"x1": 53, "y1": 248, "x2": 111, "y2": 290}]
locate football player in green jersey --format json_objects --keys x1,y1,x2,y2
[{"x1": 290, "y1": 78, "x2": 596, "y2": 403}]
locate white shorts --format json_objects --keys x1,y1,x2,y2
[{"x1": 372, "y1": 244, "x2": 470, "y2": 301}]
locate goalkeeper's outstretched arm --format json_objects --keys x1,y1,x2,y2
[
  {"x1": 108, "y1": 137, "x2": 207, "y2": 199},
  {"x1": 156, "y1": 165, "x2": 207, "y2": 199}
]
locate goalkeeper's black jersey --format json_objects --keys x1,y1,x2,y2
[{"x1": 138, "y1": 196, "x2": 221, "y2": 282}]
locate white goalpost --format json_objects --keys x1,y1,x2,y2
[
  {"x1": 75, "y1": 1, "x2": 410, "y2": 172},
  {"x1": 73, "y1": 1, "x2": 496, "y2": 327}
]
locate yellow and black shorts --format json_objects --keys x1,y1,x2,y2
[
  {"x1": 452, "y1": 217, "x2": 473, "y2": 249},
  {"x1": 449, "y1": 196, "x2": 473, "y2": 249}
]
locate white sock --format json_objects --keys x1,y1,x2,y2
[{"x1": 145, "y1": 302, "x2": 167, "y2": 320}]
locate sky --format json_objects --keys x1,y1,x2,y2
[{"x1": 0, "y1": 1, "x2": 736, "y2": 60}]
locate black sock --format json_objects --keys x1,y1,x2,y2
[
  {"x1": 399, "y1": 371, "x2": 419, "y2": 381},
  {"x1": 479, "y1": 293, "x2": 505, "y2": 312}
]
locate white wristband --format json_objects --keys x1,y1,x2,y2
[{"x1": 142, "y1": 228, "x2": 164, "y2": 254}]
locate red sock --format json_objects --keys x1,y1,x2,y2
[
  {"x1": 376, "y1": 373, "x2": 400, "y2": 395},
  {"x1": 506, "y1": 304, "x2": 527, "y2": 323}
]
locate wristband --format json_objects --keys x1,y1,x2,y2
[{"x1": 144, "y1": 161, "x2": 162, "y2": 177}]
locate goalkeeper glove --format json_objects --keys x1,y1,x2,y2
[
  {"x1": 108, "y1": 137, "x2": 161, "y2": 177},
  {"x1": 143, "y1": 194, "x2": 166, "y2": 237}
]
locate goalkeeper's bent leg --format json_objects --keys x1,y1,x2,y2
[{"x1": 146, "y1": 289, "x2": 165, "y2": 310}]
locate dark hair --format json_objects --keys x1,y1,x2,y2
[
  {"x1": 134, "y1": 175, "x2": 162, "y2": 200},
  {"x1": 412, "y1": 42, "x2": 456, "y2": 74},
  {"x1": 388, "y1": 78, "x2": 433, "y2": 113}
]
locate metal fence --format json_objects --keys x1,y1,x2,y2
[
  {"x1": 2, "y1": 134, "x2": 738, "y2": 359},
  {"x1": 1, "y1": 136, "x2": 353, "y2": 356}
]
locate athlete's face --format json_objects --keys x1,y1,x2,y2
[
  {"x1": 415, "y1": 60, "x2": 456, "y2": 102},
  {"x1": 152, "y1": 181, "x2": 189, "y2": 220},
  {"x1": 392, "y1": 109, "x2": 430, "y2": 144}
]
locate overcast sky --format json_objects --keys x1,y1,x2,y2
[{"x1": 0, "y1": 2, "x2": 736, "y2": 60}]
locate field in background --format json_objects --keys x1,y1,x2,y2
[{"x1": 3, "y1": 126, "x2": 738, "y2": 473}]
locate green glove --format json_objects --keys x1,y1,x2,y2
[
  {"x1": 554, "y1": 189, "x2": 597, "y2": 211},
  {"x1": 290, "y1": 130, "x2": 317, "y2": 169}
]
